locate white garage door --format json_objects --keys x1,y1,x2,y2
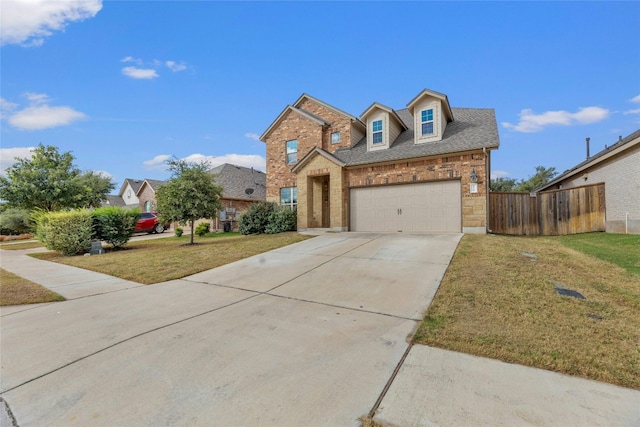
[{"x1": 350, "y1": 181, "x2": 461, "y2": 232}]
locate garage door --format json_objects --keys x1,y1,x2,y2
[{"x1": 350, "y1": 181, "x2": 461, "y2": 232}]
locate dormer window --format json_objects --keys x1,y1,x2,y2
[
  {"x1": 421, "y1": 109, "x2": 434, "y2": 136},
  {"x1": 372, "y1": 120, "x2": 383, "y2": 144}
]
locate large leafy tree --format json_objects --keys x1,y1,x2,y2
[
  {"x1": 155, "y1": 158, "x2": 223, "y2": 244},
  {"x1": 515, "y1": 166, "x2": 557, "y2": 192},
  {"x1": 0, "y1": 144, "x2": 114, "y2": 211}
]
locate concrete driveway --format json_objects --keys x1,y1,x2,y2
[{"x1": 0, "y1": 232, "x2": 461, "y2": 426}]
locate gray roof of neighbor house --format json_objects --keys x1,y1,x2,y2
[
  {"x1": 333, "y1": 107, "x2": 500, "y2": 166},
  {"x1": 535, "y1": 128, "x2": 640, "y2": 192},
  {"x1": 103, "y1": 195, "x2": 126, "y2": 207},
  {"x1": 209, "y1": 163, "x2": 266, "y2": 201},
  {"x1": 118, "y1": 178, "x2": 144, "y2": 196},
  {"x1": 142, "y1": 179, "x2": 166, "y2": 193}
]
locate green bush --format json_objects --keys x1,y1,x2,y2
[
  {"x1": 265, "y1": 206, "x2": 297, "y2": 234},
  {"x1": 0, "y1": 208, "x2": 33, "y2": 235},
  {"x1": 238, "y1": 202, "x2": 276, "y2": 235},
  {"x1": 92, "y1": 207, "x2": 139, "y2": 248},
  {"x1": 195, "y1": 222, "x2": 210, "y2": 237},
  {"x1": 175, "y1": 227, "x2": 184, "y2": 237},
  {"x1": 35, "y1": 210, "x2": 93, "y2": 256},
  {"x1": 238, "y1": 202, "x2": 296, "y2": 235}
]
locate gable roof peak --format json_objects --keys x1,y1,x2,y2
[
  {"x1": 293, "y1": 93, "x2": 360, "y2": 122},
  {"x1": 360, "y1": 102, "x2": 409, "y2": 130},
  {"x1": 407, "y1": 88, "x2": 454, "y2": 122}
]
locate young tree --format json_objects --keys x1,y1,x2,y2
[
  {"x1": 0, "y1": 144, "x2": 114, "y2": 211},
  {"x1": 155, "y1": 158, "x2": 223, "y2": 244}
]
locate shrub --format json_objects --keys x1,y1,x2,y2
[
  {"x1": 195, "y1": 222, "x2": 210, "y2": 237},
  {"x1": 92, "y1": 207, "x2": 139, "y2": 248},
  {"x1": 238, "y1": 202, "x2": 297, "y2": 235},
  {"x1": 238, "y1": 201, "x2": 277, "y2": 235},
  {"x1": 35, "y1": 210, "x2": 92, "y2": 255},
  {"x1": 175, "y1": 227, "x2": 184, "y2": 237},
  {"x1": 0, "y1": 208, "x2": 33, "y2": 235},
  {"x1": 265, "y1": 206, "x2": 297, "y2": 234}
]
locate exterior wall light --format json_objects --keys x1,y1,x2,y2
[{"x1": 470, "y1": 169, "x2": 478, "y2": 183}]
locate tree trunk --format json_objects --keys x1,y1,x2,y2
[{"x1": 190, "y1": 219, "x2": 195, "y2": 244}]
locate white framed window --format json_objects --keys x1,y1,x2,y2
[
  {"x1": 280, "y1": 187, "x2": 297, "y2": 210},
  {"x1": 372, "y1": 120, "x2": 383, "y2": 144},
  {"x1": 331, "y1": 132, "x2": 341, "y2": 144},
  {"x1": 286, "y1": 140, "x2": 298, "y2": 165},
  {"x1": 421, "y1": 109, "x2": 434, "y2": 135}
]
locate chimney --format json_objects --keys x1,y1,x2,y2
[
  {"x1": 586, "y1": 137, "x2": 590, "y2": 160},
  {"x1": 619, "y1": 135, "x2": 623, "y2": 142}
]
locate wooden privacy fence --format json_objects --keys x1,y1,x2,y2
[{"x1": 489, "y1": 183, "x2": 606, "y2": 235}]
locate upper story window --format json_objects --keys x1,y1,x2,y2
[
  {"x1": 286, "y1": 140, "x2": 298, "y2": 164},
  {"x1": 372, "y1": 120, "x2": 383, "y2": 144},
  {"x1": 331, "y1": 132, "x2": 341, "y2": 144},
  {"x1": 421, "y1": 109, "x2": 434, "y2": 136},
  {"x1": 280, "y1": 187, "x2": 297, "y2": 210}
]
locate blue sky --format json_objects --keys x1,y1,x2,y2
[{"x1": 1, "y1": 1, "x2": 639, "y2": 190}]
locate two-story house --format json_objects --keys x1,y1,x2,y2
[{"x1": 260, "y1": 89, "x2": 500, "y2": 233}]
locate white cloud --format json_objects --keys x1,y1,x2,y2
[
  {"x1": 0, "y1": 98, "x2": 18, "y2": 119},
  {"x1": 502, "y1": 106, "x2": 610, "y2": 133},
  {"x1": 2, "y1": 93, "x2": 87, "y2": 130},
  {"x1": 165, "y1": 61, "x2": 186, "y2": 72},
  {"x1": 629, "y1": 95, "x2": 640, "y2": 104},
  {"x1": 624, "y1": 108, "x2": 640, "y2": 115},
  {"x1": 121, "y1": 66, "x2": 159, "y2": 80},
  {"x1": 121, "y1": 56, "x2": 142, "y2": 65},
  {"x1": 244, "y1": 132, "x2": 260, "y2": 141},
  {"x1": 120, "y1": 57, "x2": 188, "y2": 79},
  {"x1": 93, "y1": 170, "x2": 113, "y2": 179},
  {"x1": 143, "y1": 154, "x2": 171, "y2": 170},
  {"x1": 1, "y1": 0, "x2": 102, "y2": 47},
  {"x1": 0, "y1": 147, "x2": 35, "y2": 176},
  {"x1": 143, "y1": 153, "x2": 266, "y2": 172},
  {"x1": 490, "y1": 170, "x2": 510, "y2": 180}
]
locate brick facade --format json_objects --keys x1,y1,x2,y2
[
  {"x1": 261, "y1": 92, "x2": 499, "y2": 233},
  {"x1": 137, "y1": 184, "x2": 158, "y2": 212}
]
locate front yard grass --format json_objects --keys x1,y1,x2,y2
[
  {"x1": 0, "y1": 240, "x2": 44, "y2": 250},
  {"x1": 32, "y1": 232, "x2": 312, "y2": 285},
  {"x1": 0, "y1": 268, "x2": 65, "y2": 306},
  {"x1": 414, "y1": 233, "x2": 640, "y2": 390}
]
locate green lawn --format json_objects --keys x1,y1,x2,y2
[{"x1": 559, "y1": 233, "x2": 640, "y2": 277}]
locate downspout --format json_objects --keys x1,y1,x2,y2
[{"x1": 484, "y1": 147, "x2": 491, "y2": 234}]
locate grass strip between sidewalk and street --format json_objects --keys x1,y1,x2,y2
[
  {"x1": 31, "y1": 232, "x2": 312, "y2": 285},
  {"x1": 0, "y1": 268, "x2": 65, "y2": 306},
  {"x1": 414, "y1": 233, "x2": 640, "y2": 390}
]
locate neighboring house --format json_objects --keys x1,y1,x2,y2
[
  {"x1": 103, "y1": 178, "x2": 144, "y2": 209},
  {"x1": 137, "y1": 179, "x2": 166, "y2": 212},
  {"x1": 260, "y1": 89, "x2": 500, "y2": 233},
  {"x1": 210, "y1": 163, "x2": 265, "y2": 230},
  {"x1": 536, "y1": 129, "x2": 640, "y2": 234}
]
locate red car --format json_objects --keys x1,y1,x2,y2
[{"x1": 135, "y1": 212, "x2": 167, "y2": 234}]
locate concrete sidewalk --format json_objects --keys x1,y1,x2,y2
[{"x1": 2, "y1": 234, "x2": 639, "y2": 426}]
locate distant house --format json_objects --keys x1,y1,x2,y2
[
  {"x1": 137, "y1": 179, "x2": 166, "y2": 212},
  {"x1": 536, "y1": 129, "x2": 640, "y2": 234},
  {"x1": 210, "y1": 163, "x2": 266, "y2": 231},
  {"x1": 103, "y1": 178, "x2": 144, "y2": 209}
]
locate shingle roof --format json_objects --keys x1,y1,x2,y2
[
  {"x1": 103, "y1": 195, "x2": 126, "y2": 207},
  {"x1": 209, "y1": 163, "x2": 266, "y2": 200},
  {"x1": 118, "y1": 178, "x2": 144, "y2": 196},
  {"x1": 535, "y1": 128, "x2": 640, "y2": 191},
  {"x1": 333, "y1": 107, "x2": 500, "y2": 166},
  {"x1": 143, "y1": 179, "x2": 166, "y2": 192}
]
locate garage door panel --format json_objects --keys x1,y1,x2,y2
[{"x1": 350, "y1": 181, "x2": 461, "y2": 233}]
